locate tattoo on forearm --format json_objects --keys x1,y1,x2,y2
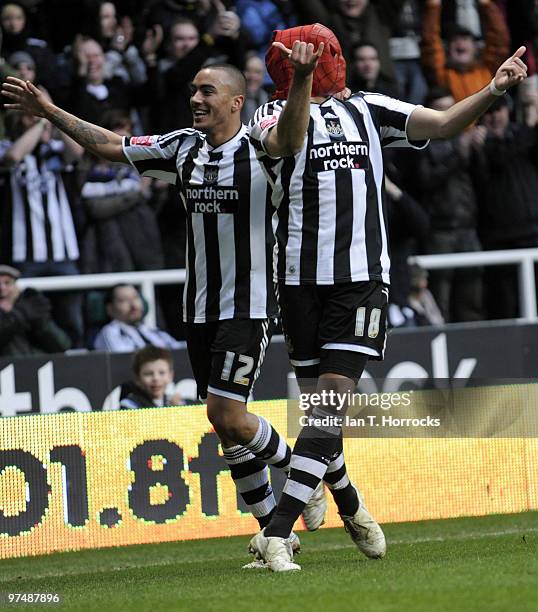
[{"x1": 50, "y1": 114, "x2": 109, "y2": 146}]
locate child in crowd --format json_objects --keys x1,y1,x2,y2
[{"x1": 119, "y1": 345, "x2": 183, "y2": 409}]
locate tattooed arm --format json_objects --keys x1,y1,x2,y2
[{"x1": 1, "y1": 77, "x2": 126, "y2": 162}]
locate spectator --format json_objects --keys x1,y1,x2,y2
[
  {"x1": 93, "y1": 283, "x2": 184, "y2": 352},
  {"x1": 421, "y1": 0, "x2": 510, "y2": 102},
  {"x1": 408, "y1": 264, "x2": 445, "y2": 326},
  {"x1": 470, "y1": 96, "x2": 538, "y2": 320},
  {"x1": 0, "y1": 29, "x2": 18, "y2": 139},
  {"x1": 119, "y1": 345, "x2": 183, "y2": 409},
  {"x1": 385, "y1": 174, "x2": 431, "y2": 328},
  {"x1": 145, "y1": 0, "x2": 216, "y2": 34},
  {"x1": 0, "y1": 105, "x2": 85, "y2": 346},
  {"x1": 0, "y1": 2, "x2": 58, "y2": 95},
  {"x1": 518, "y1": 77, "x2": 538, "y2": 127},
  {"x1": 68, "y1": 36, "x2": 140, "y2": 128},
  {"x1": 241, "y1": 52, "x2": 269, "y2": 122},
  {"x1": 416, "y1": 87, "x2": 484, "y2": 323},
  {"x1": 8, "y1": 50, "x2": 36, "y2": 83},
  {"x1": 294, "y1": 0, "x2": 401, "y2": 84},
  {"x1": 389, "y1": 0, "x2": 428, "y2": 104},
  {"x1": 79, "y1": 110, "x2": 164, "y2": 274},
  {"x1": 348, "y1": 42, "x2": 400, "y2": 96},
  {"x1": 82, "y1": 1, "x2": 147, "y2": 86},
  {"x1": 0, "y1": 264, "x2": 71, "y2": 356},
  {"x1": 145, "y1": 14, "x2": 245, "y2": 132}
]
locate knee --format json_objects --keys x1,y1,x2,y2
[{"x1": 206, "y1": 400, "x2": 248, "y2": 443}]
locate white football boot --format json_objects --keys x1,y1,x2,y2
[
  {"x1": 302, "y1": 481, "x2": 327, "y2": 531},
  {"x1": 341, "y1": 486, "x2": 386, "y2": 559},
  {"x1": 242, "y1": 531, "x2": 300, "y2": 569},
  {"x1": 247, "y1": 529, "x2": 301, "y2": 572}
]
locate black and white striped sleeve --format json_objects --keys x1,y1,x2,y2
[
  {"x1": 362, "y1": 93, "x2": 429, "y2": 150},
  {"x1": 122, "y1": 129, "x2": 197, "y2": 184},
  {"x1": 249, "y1": 100, "x2": 284, "y2": 159}
]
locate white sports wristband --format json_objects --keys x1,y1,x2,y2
[{"x1": 489, "y1": 78, "x2": 506, "y2": 97}]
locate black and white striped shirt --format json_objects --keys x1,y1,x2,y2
[
  {"x1": 249, "y1": 93, "x2": 428, "y2": 286},
  {"x1": 93, "y1": 319, "x2": 185, "y2": 352},
  {"x1": 123, "y1": 125, "x2": 277, "y2": 323},
  {"x1": 0, "y1": 139, "x2": 79, "y2": 264}
]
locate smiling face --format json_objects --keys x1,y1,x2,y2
[
  {"x1": 448, "y1": 35, "x2": 476, "y2": 69},
  {"x1": 169, "y1": 21, "x2": 199, "y2": 60},
  {"x1": 190, "y1": 67, "x2": 244, "y2": 135},
  {"x1": 136, "y1": 359, "x2": 173, "y2": 401},
  {"x1": 80, "y1": 39, "x2": 105, "y2": 84}
]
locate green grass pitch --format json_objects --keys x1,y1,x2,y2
[{"x1": 2, "y1": 512, "x2": 538, "y2": 612}]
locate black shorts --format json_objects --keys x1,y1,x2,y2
[
  {"x1": 185, "y1": 318, "x2": 276, "y2": 403},
  {"x1": 278, "y1": 281, "x2": 389, "y2": 373}
]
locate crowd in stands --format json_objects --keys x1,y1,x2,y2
[{"x1": 1, "y1": 0, "x2": 538, "y2": 357}]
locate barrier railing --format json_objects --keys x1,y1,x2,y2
[
  {"x1": 15, "y1": 248, "x2": 538, "y2": 326},
  {"x1": 18, "y1": 269, "x2": 186, "y2": 328},
  {"x1": 410, "y1": 247, "x2": 538, "y2": 322}
]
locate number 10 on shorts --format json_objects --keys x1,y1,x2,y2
[{"x1": 355, "y1": 307, "x2": 381, "y2": 338}]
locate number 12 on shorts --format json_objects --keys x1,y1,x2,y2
[
  {"x1": 221, "y1": 352, "x2": 254, "y2": 386},
  {"x1": 355, "y1": 307, "x2": 381, "y2": 338}
]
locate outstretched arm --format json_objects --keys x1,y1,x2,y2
[
  {"x1": 263, "y1": 40, "x2": 324, "y2": 157},
  {"x1": 1, "y1": 77, "x2": 126, "y2": 162},
  {"x1": 408, "y1": 47, "x2": 528, "y2": 141}
]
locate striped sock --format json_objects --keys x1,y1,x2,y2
[
  {"x1": 223, "y1": 445, "x2": 276, "y2": 528},
  {"x1": 245, "y1": 416, "x2": 291, "y2": 472},
  {"x1": 324, "y1": 450, "x2": 359, "y2": 517},
  {"x1": 264, "y1": 409, "x2": 342, "y2": 538}
]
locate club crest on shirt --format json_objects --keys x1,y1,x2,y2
[
  {"x1": 204, "y1": 165, "x2": 219, "y2": 184},
  {"x1": 325, "y1": 119, "x2": 344, "y2": 138}
]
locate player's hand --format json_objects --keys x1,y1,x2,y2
[
  {"x1": 1, "y1": 77, "x2": 51, "y2": 118},
  {"x1": 333, "y1": 87, "x2": 351, "y2": 101},
  {"x1": 493, "y1": 46, "x2": 527, "y2": 92},
  {"x1": 272, "y1": 40, "x2": 325, "y2": 77}
]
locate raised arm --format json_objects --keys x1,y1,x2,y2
[
  {"x1": 263, "y1": 40, "x2": 324, "y2": 158},
  {"x1": 480, "y1": 0, "x2": 510, "y2": 73},
  {"x1": 0, "y1": 118, "x2": 49, "y2": 165},
  {"x1": 420, "y1": 0, "x2": 448, "y2": 88},
  {"x1": 408, "y1": 47, "x2": 527, "y2": 141},
  {"x1": 1, "y1": 77, "x2": 127, "y2": 163}
]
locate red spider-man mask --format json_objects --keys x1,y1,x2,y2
[{"x1": 266, "y1": 23, "x2": 347, "y2": 99}]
